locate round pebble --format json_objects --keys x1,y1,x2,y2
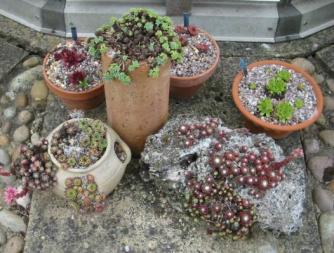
[
  {"x1": 31, "y1": 80, "x2": 48, "y2": 101},
  {"x1": 319, "y1": 130, "x2": 334, "y2": 147},
  {"x1": 328, "y1": 180, "x2": 334, "y2": 192},
  {"x1": 148, "y1": 240, "x2": 157, "y2": 251},
  {"x1": 3, "y1": 107, "x2": 16, "y2": 119},
  {"x1": 15, "y1": 93, "x2": 28, "y2": 108},
  {"x1": 0, "y1": 148, "x2": 10, "y2": 165},
  {"x1": 308, "y1": 156, "x2": 334, "y2": 182},
  {"x1": 291, "y1": 58, "x2": 315, "y2": 74},
  {"x1": 0, "y1": 135, "x2": 9, "y2": 147},
  {"x1": 0, "y1": 227, "x2": 7, "y2": 245},
  {"x1": 314, "y1": 74, "x2": 324, "y2": 85},
  {"x1": 1, "y1": 122, "x2": 12, "y2": 134},
  {"x1": 0, "y1": 95, "x2": 10, "y2": 105},
  {"x1": 13, "y1": 125, "x2": 30, "y2": 143},
  {"x1": 23, "y1": 56, "x2": 40, "y2": 68},
  {"x1": 303, "y1": 138, "x2": 320, "y2": 155},
  {"x1": 324, "y1": 96, "x2": 334, "y2": 111},
  {"x1": 30, "y1": 132, "x2": 41, "y2": 146},
  {"x1": 3, "y1": 236, "x2": 24, "y2": 253},
  {"x1": 327, "y1": 78, "x2": 334, "y2": 93},
  {"x1": 17, "y1": 110, "x2": 33, "y2": 125},
  {"x1": 313, "y1": 186, "x2": 334, "y2": 212},
  {"x1": 319, "y1": 212, "x2": 334, "y2": 253}
]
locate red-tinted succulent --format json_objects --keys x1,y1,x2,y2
[
  {"x1": 54, "y1": 48, "x2": 86, "y2": 67},
  {"x1": 69, "y1": 70, "x2": 86, "y2": 85},
  {"x1": 175, "y1": 25, "x2": 187, "y2": 34},
  {"x1": 179, "y1": 35, "x2": 188, "y2": 46},
  {"x1": 187, "y1": 25, "x2": 199, "y2": 36},
  {"x1": 195, "y1": 43, "x2": 209, "y2": 53}
]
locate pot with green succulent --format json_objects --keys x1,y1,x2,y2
[
  {"x1": 89, "y1": 8, "x2": 183, "y2": 154},
  {"x1": 232, "y1": 60, "x2": 324, "y2": 138},
  {"x1": 43, "y1": 39, "x2": 105, "y2": 110},
  {"x1": 47, "y1": 118, "x2": 131, "y2": 212},
  {"x1": 170, "y1": 23, "x2": 220, "y2": 98}
]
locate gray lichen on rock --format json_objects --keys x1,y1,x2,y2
[{"x1": 141, "y1": 115, "x2": 306, "y2": 235}]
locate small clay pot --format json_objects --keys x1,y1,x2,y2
[
  {"x1": 170, "y1": 31, "x2": 220, "y2": 99},
  {"x1": 232, "y1": 60, "x2": 324, "y2": 139},
  {"x1": 43, "y1": 44, "x2": 105, "y2": 110},
  {"x1": 48, "y1": 118, "x2": 131, "y2": 198},
  {"x1": 102, "y1": 54, "x2": 170, "y2": 154}
]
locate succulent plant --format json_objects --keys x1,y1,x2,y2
[
  {"x1": 275, "y1": 102, "x2": 294, "y2": 122},
  {"x1": 11, "y1": 139, "x2": 58, "y2": 191},
  {"x1": 257, "y1": 98, "x2": 273, "y2": 117},
  {"x1": 294, "y1": 98, "x2": 304, "y2": 109},
  {"x1": 266, "y1": 77, "x2": 287, "y2": 97},
  {"x1": 276, "y1": 70, "x2": 291, "y2": 82},
  {"x1": 95, "y1": 8, "x2": 183, "y2": 84},
  {"x1": 54, "y1": 47, "x2": 86, "y2": 67},
  {"x1": 64, "y1": 174, "x2": 106, "y2": 213},
  {"x1": 51, "y1": 119, "x2": 107, "y2": 170}
]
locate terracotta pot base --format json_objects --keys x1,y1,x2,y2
[{"x1": 244, "y1": 119, "x2": 291, "y2": 139}]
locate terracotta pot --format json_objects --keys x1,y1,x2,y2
[
  {"x1": 232, "y1": 60, "x2": 324, "y2": 139},
  {"x1": 43, "y1": 46, "x2": 105, "y2": 110},
  {"x1": 170, "y1": 31, "x2": 220, "y2": 99},
  {"x1": 102, "y1": 54, "x2": 171, "y2": 154},
  {"x1": 48, "y1": 118, "x2": 131, "y2": 198}
]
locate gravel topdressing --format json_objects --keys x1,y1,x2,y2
[
  {"x1": 45, "y1": 40, "x2": 102, "y2": 92},
  {"x1": 238, "y1": 64, "x2": 317, "y2": 125},
  {"x1": 171, "y1": 32, "x2": 217, "y2": 77}
]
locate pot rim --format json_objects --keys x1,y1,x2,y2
[
  {"x1": 43, "y1": 41, "x2": 104, "y2": 96},
  {"x1": 232, "y1": 59, "x2": 324, "y2": 132},
  {"x1": 170, "y1": 29, "x2": 220, "y2": 82},
  {"x1": 47, "y1": 118, "x2": 121, "y2": 173}
]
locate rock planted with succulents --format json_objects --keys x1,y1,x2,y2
[
  {"x1": 141, "y1": 116, "x2": 306, "y2": 236},
  {"x1": 50, "y1": 119, "x2": 107, "y2": 170}
]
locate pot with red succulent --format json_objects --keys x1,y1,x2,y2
[
  {"x1": 232, "y1": 60, "x2": 324, "y2": 138},
  {"x1": 91, "y1": 8, "x2": 183, "y2": 154},
  {"x1": 170, "y1": 24, "x2": 220, "y2": 98},
  {"x1": 43, "y1": 39, "x2": 105, "y2": 110}
]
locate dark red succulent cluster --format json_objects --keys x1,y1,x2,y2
[
  {"x1": 177, "y1": 118, "x2": 303, "y2": 238},
  {"x1": 187, "y1": 25, "x2": 199, "y2": 36},
  {"x1": 179, "y1": 35, "x2": 188, "y2": 46},
  {"x1": 54, "y1": 48, "x2": 86, "y2": 67},
  {"x1": 68, "y1": 70, "x2": 86, "y2": 85},
  {"x1": 184, "y1": 174, "x2": 255, "y2": 239},
  {"x1": 195, "y1": 43, "x2": 209, "y2": 53},
  {"x1": 174, "y1": 25, "x2": 187, "y2": 34}
]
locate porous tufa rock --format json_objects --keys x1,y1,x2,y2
[{"x1": 141, "y1": 115, "x2": 306, "y2": 235}]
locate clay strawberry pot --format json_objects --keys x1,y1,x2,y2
[
  {"x1": 232, "y1": 60, "x2": 323, "y2": 139},
  {"x1": 48, "y1": 118, "x2": 131, "y2": 201},
  {"x1": 102, "y1": 54, "x2": 171, "y2": 154},
  {"x1": 43, "y1": 40, "x2": 105, "y2": 110},
  {"x1": 170, "y1": 28, "x2": 220, "y2": 99}
]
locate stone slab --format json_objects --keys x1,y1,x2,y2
[
  {"x1": 24, "y1": 56, "x2": 321, "y2": 253},
  {"x1": 0, "y1": 38, "x2": 27, "y2": 81},
  {"x1": 0, "y1": 15, "x2": 64, "y2": 54},
  {"x1": 316, "y1": 45, "x2": 334, "y2": 76}
]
